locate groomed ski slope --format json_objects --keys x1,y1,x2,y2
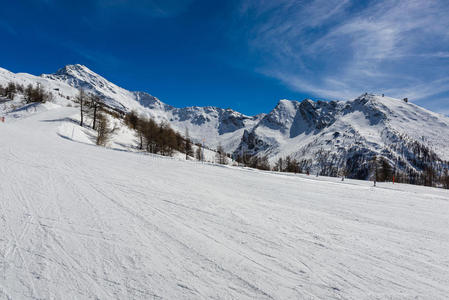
[{"x1": 1, "y1": 105, "x2": 449, "y2": 299}]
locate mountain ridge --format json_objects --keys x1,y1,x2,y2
[{"x1": 1, "y1": 64, "x2": 448, "y2": 178}]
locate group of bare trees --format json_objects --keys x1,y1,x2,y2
[
  {"x1": 0, "y1": 82, "x2": 53, "y2": 103},
  {"x1": 248, "y1": 155, "x2": 270, "y2": 170},
  {"x1": 273, "y1": 156, "x2": 301, "y2": 173},
  {"x1": 239, "y1": 148, "x2": 449, "y2": 189},
  {"x1": 0, "y1": 82, "x2": 18, "y2": 100},
  {"x1": 75, "y1": 89, "x2": 115, "y2": 146},
  {"x1": 215, "y1": 143, "x2": 227, "y2": 165},
  {"x1": 124, "y1": 110, "x2": 187, "y2": 157},
  {"x1": 272, "y1": 151, "x2": 341, "y2": 176},
  {"x1": 24, "y1": 84, "x2": 53, "y2": 103},
  {"x1": 370, "y1": 156, "x2": 393, "y2": 182},
  {"x1": 195, "y1": 143, "x2": 203, "y2": 161},
  {"x1": 235, "y1": 152, "x2": 270, "y2": 170}
]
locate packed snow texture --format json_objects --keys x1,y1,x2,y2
[{"x1": 1, "y1": 103, "x2": 449, "y2": 299}]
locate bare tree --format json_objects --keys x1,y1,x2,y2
[
  {"x1": 96, "y1": 113, "x2": 109, "y2": 146},
  {"x1": 423, "y1": 164, "x2": 435, "y2": 187},
  {"x1": 95, "y1": 113, "x2": 118, "y2": 146},
  {"x1": 378, "y1": 157, "x2": 392, "y2": 182},
  {"x1": 89, "y1": 94, "x2": 103, "y2": 130},
  {"x1": 215, "y1": 142, "x2": 226, "y2": 164},
  {"x1": 196, "y1": 144, "x2": 203, "y2": 161},
  {"x1": 76, "y1": 89, "x2": 86, "y2": 127},
  {"x1": 274, "y1": 157, "x2": 284, "y2": 172},
  {"x1": 371, "y1": 156, "x2": 378, "y2": 186},
  {"x1": 124, "y1": 110, "x2": 139, "y2": 130},
  {"x1": 185, "y1": 128, "x2": 193, "y2": 160},
  {"x1": 254, "y1": 155, "x2": 271, "y2": 171},
  {"x1": 339, "y1": 160, "x2": 348, "y2": 181},
  {"x1": 6, "y1": 82, "x2": 16, "y2": 100},
  {"x1": 442, "y1": 169, "x2": 449, "y2": 189}
]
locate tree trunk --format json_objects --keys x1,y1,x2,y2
[
  {"x1": 80, "y1": 98, "x2": 84, "y2": 127},
  {"x1": 92, "y1": 104, "x2": 97, "y2": 130}
]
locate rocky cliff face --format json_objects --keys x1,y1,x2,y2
[{"x1": 234, "y1": 93, "x2": 449, "y2": 177}]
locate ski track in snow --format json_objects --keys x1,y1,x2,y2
[{"x1": 1, "y1": 106, "x2": 449, "y2": 299}]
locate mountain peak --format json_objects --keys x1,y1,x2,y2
[
  {"x1": 274, "y1": 99, "x2": 299, "y2": 112},
  {"x1": 56, "y1": 64, "x2": 86, "y2": 72},
  {"x1": 54, "y1": 64, "x2": 96, "y2": 77},
  {"x1": 276, "y1": 99, "x2": 298, "y2": 105}
]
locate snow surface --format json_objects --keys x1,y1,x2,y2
[{"x1": 1, "y1": 103, "x2": 449, "y2": 299}]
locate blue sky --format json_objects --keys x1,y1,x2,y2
[{"x1": 1, "y1": 0, "x2": 448, "y2": 115}]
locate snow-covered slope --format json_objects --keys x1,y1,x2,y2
[
  {"x1": 0, "y1": 67, "x2": 79, "y2": 101},
  {"x1": 1, "y1": 102, "x2": 449, "y2": 299}
]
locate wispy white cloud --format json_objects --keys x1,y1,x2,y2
[{"x1": 237, "y1": 0, "x2": 449, "y2": 113}]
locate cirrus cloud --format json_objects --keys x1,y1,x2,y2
[{"x1": 236, "y1": 0, "x2": 449, "y2": 113}]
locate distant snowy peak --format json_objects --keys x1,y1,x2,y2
[
  {"x1": 172, "y1": 106, "x2": 253, "y2": 132},
  {"x1": 42, "y1": 64, "x2": 171, "y2": 115},
  {"x1": 41, "y1": 64, "x2": 136, "y2": 112},
  {"x1": 45, "y1": 64, "x2": 113, "y2": 91},
  {"x1": 258, "y1": 98, "x2": 340, "y2": 137},
  {"x1": 134, "y1": 91, "x2": 171, "y2": 111},
  {"x1": 256, "y1": 93, "x2": 429, "y2": 138},
  {"x1": 53, "y1": 64, "x2": 93, "y2": 77},
  {"x1": 235, "y1": 92, "x2": 449, "y2": 178},
  {"x1": 262, "y1": 99, "x2": 300, "y2": 131}
]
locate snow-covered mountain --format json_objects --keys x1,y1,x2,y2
[
  {"x1": 236, "y1": 94, "x2": 449, "y2": 177},
  {"x1": 1, "y1": 64, "x2": 449, "y2": 177},
  {"x1": 0, "y1": 64, "x2": 262, "y2": 152}
]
